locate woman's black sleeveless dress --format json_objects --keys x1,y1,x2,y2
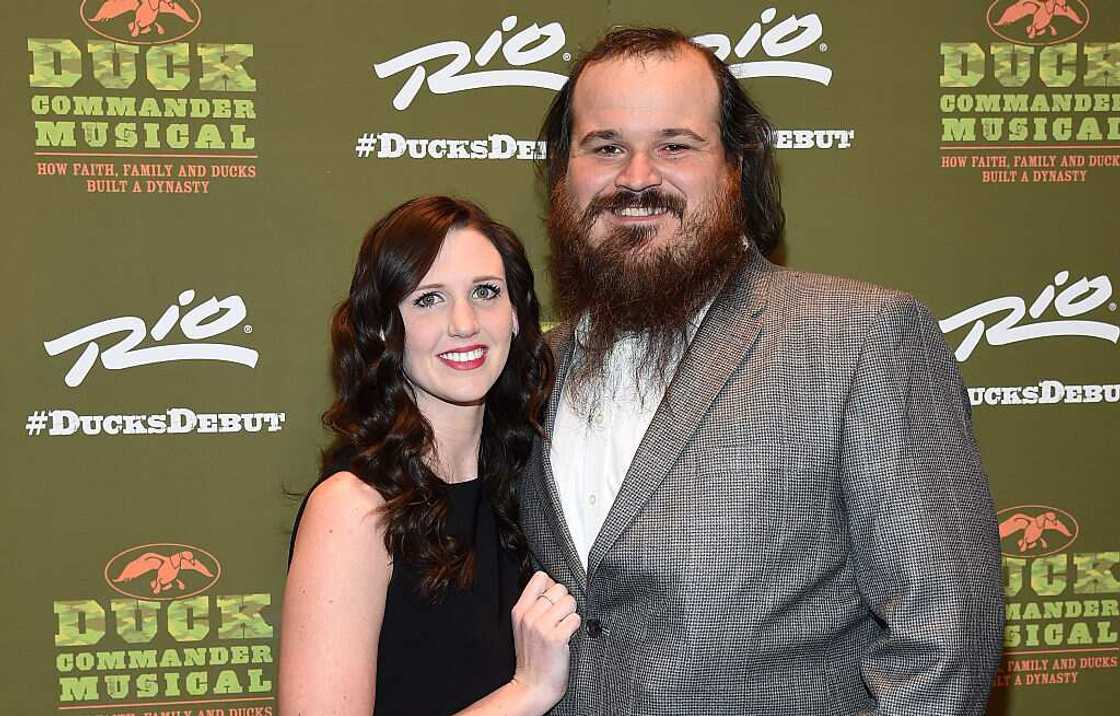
[{"x1": 289, "y1": 462, "x2": 522, "y2": 715}]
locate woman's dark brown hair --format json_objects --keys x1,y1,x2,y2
[
  {"x1": 537, "y1": 27, "x2": 785, "y2": 254},
  {"x1": 321, "y1": 195, "x2": 554, "y2": 600}
]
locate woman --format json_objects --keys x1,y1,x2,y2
[{"x1": 280, "y1": 196, "x2": 580, "y2": 715}]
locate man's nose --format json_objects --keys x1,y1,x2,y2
[
  {"x1": 448, "y1": 299, "x2": 480, "y2": 338},
  {"x1": 615, "y1": 151, "x2": 662, "y2": 193}
]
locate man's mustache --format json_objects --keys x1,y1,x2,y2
[{"x1": 580, "y1": 189, "x2": 687, "y2": 227}]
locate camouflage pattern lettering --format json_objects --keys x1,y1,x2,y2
[
  {"x1": 1004, "y1": 557, "x2": 1027, "y2": 597},
  {"x1": 1030, "y1": 554, "x2": 1067, "y2": 596},
  {"x1": 1074, "y1": 552, "x2": 1120, "y2": 593},
  {"x1": 28, "y1": 39, "x2": 81, "y2": 88},
  {"x1": 1039, "y1": 43, "x2": 1077, "y2": 87},
  {"x1": 54, "y1": 599, "x2": 105, "y2": 646},
  {"x1": 992, "y1": 43, "x2": 1034, "y2": 88},
  {"x1": 147, "y1": 42, "x2": 190, "y2": 91},
  {"x1": 218, "y1": 593, "x2": 273, "y2": 639},
  {"x1": 167, "y1": 595, "x2": 210, "y2": 642},
  {"x1": 197, "y1": 43, "x2": 257, "y2": 92},
  {"x1": 940, "y1": 42, "x2": 984, "y2": 87},
  {"x1": 110, "y1": 598, "x2": 159, "y2": 644},
  {"x1": 89, "y1": 41, "x2": 138, "y2": 89},
  {"x1": 1084, "y1": 43, "x2": 1120, "y2": 87}
]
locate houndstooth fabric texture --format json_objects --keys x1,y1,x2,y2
[{"x1": 520, "y1": 249, "x2": 1005, "y2": 715}]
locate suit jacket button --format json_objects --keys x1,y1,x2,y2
[{"x1": 586, "y1": 618, "x2": 603, "y2": 638}]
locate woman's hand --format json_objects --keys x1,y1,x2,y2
[
  {"x1": 508, "y1": 570, "x2": 582, "y2": 712},
  {"x1": 452, "y1": 571, "x2": 580, "y2": 716}
]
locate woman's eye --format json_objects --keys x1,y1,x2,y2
[
  {"x1": 473, "y1": 283, "x2": 502, "y2": 300},
  {"x1": 413, "y1": 292, "x2": 442, "y2": 308}
]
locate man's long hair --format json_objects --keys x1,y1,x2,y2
[
  {"x1": 320, "y1": 196, "x2": 553, "y2": 601},
  {"x1": 537, "y1": 27, "x2": 785, "y2": 255}
]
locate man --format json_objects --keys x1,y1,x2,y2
[{"x1": 520, "y1": 28, "x2": 1004, "y2": 715}]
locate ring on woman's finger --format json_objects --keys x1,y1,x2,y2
[{"x1": 538, "y1": 593, "x2": 556, "y2": 605}]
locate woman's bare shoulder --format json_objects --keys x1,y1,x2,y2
[{"x1": 293, "y1": 471, "x2": 389, "y2": 561}]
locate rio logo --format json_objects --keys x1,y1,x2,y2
[
  {"x1": 374, "y1": 7, "x2": 832, "y2": 110},
  {"x1": 939, "y1": 270, "x2": 1118, "y2": 361},
  {"x1": 43, "y1": 289, "x2": 259, "y2": 387}
]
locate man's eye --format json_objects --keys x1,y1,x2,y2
[
  {"x1": 473, "y1": 283, "x2": 502, "y2": 300},
  {"x1": 663, "y1": 143, "x2": 690, "y2": 153},
  {"x1": 413, "y1": 292, "x2": 442, "y2": 308},
  {"x1": 594, "y1": 145, "x2": 622, "y2": 156}
]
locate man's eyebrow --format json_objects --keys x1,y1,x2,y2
[
  {"x1": 660, "y1": 128, "x2": 709, "y2": 143},
  {"x1": 577, "y1": 128, "x2": 710, "y2": 147},
  {"x1": 577, "y1": 129, "x2": 621, "y2": 147}
]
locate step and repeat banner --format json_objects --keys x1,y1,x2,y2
[{"x1": 2, "y1": 1, "x2": 1116, "y2": 713}]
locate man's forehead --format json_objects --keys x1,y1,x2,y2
[{"x1": 570, "y1": 49, "x2": 720, "y2": 131}]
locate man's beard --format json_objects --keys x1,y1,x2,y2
[{"x1": 547, "y1": 174, "x2": 747, "y2": 415}]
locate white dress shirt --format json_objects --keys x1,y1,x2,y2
[{"x1": 550, "y1": 305, "x2": 710, "y2": 567}]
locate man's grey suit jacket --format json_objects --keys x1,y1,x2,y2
[{"x1": 521, "y1": 250, "x2": 1005, "y2": 715}]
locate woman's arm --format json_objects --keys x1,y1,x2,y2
[{"x1": 279, "y1": 471, "x2": 391, "y2": 715}]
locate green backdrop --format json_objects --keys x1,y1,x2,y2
[{"x1": 3, "y1": 1, "x2": 1116, "y2": 713}]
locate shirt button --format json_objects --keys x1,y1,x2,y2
[
  {"x1": 586, "y1": 618, "x2": 603, "y2": 638},
  {"x1": 588, "y1": 493, "x2": 597, "y2": 505}
]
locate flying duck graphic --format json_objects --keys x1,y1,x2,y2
[
  {"x1": 994, "y1": 0, "x2": 1084, "y2": 40},
  {"x1": 112, "y1": 550, "x2": 215, "y2": 594},
  {"x1": 999, "y1": 511, "x2": 1074, "y2": 553},
  {"x1": 90, "y1": 0, "x2": 194, "y2": 38}
]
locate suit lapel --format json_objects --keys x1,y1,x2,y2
[
  {"x1": 535, "y1": 321, "x2": 589, "y2": 591},
  {"x1": 586, "y1": 252, "x2": 773, "y2": 577}
]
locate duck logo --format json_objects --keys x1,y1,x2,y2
[
  {"x1": 104, "y1": 543, "x2": 221, "y2": 600},
  {"x1": 80, "y1": 0, "x2": 202, "y2": 45},
  {"x1": 997, "y1": 505, "x2": 1080, "y2": 557},
  {"x1": 986, "y1": 0, "x2": 1090, "y2": 45}
]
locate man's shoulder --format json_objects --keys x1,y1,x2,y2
[{"x1": 762, "y1": 261, "x2": 919, "y2": 320}]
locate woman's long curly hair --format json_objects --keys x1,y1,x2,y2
[{"x1": 320, "y1": 196, "x2": 554, "y2": 601}]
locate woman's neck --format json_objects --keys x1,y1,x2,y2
[{"x1": 417, "y1": 396, "x2": 484, "y2": 484}]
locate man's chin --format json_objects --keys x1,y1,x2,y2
[{"x1": 595, "y1": 220, "x2": 684, "y2": 254}]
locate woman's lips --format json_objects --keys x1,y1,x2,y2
[{"x1": 437, "y1": 345, "x2": 487, "y2": 370}]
